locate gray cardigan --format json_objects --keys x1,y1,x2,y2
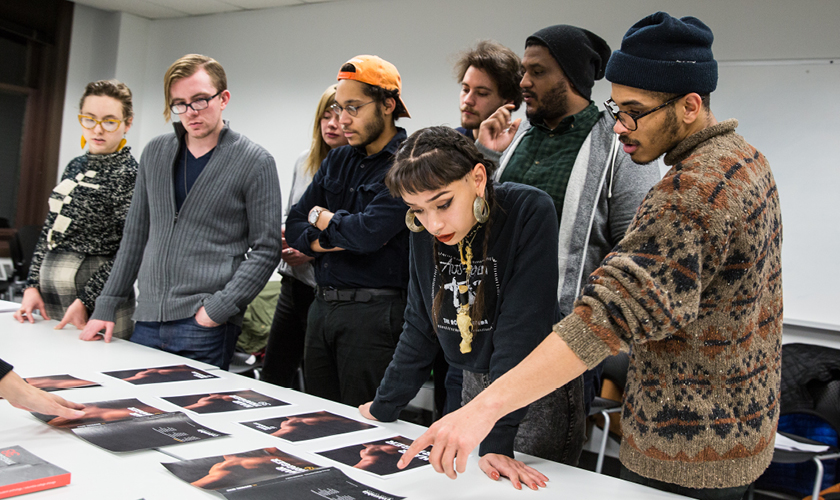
[
  {"x1": 478, "y1": 112, "x2": 661, "y2": 314},
  {"x1": 92, "y1": 121, "x2": 283, "y2": 326}
]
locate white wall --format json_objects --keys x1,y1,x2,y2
[
  {"x1": 61, "y1": 0, "x2": 840, "y2": 188},
  {"x1": 58, "y1": 0, "x2": 840, "y2": 337}
]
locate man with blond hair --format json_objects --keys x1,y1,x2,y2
[{"x1": 83, "y1": 54, "x2": 282, "y2": 370}]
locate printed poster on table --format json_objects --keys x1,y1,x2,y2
[
  {"x1": 163, "y1": 447, "x2": 320, "y2": 491},
  {"x1": 315, "y1": 435, "x2": 431, "y2": 477},
  {"x1": 163, "y1": 390, "x2": 288, "y2": 414},
  {"x1": 31, "y1": 398, "x2": 227, "y2": 453},
  {"x1": 0, "y1": 375, "x2": 99, "y2": 400},
  {"x1": 240, "y1": 410, "x2": 376, "y2": 442},
  {"x1": 220, "y1": 467, "x2": 405, "y2": 500},
  {"x1": 103, "y1": 364, "x2": 218, "y2": 385}
]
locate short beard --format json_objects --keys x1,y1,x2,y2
[
  {"x1": 358, "y1": 105, "x2": 386, "y2": 150},
  {"x1": 657, "y1": 106, "x2": 683, "y2": 160},
  {"x1": 526, "y1": 79, "x2": 569, "y2": 127}
]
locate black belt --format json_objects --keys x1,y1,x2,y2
[{"x1": 316, "y1": 287, "x2": 405, "y2": 303}]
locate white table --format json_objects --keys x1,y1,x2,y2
[{"x1": 0, "y1": 318, "x2": 689, "y2": 499}]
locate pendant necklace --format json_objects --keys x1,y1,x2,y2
[{"x1": 456, "y1": 223, "x2": 482, "y2": 354}]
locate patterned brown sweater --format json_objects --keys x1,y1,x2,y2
[{"x1": 554, "y1": 120, "x2": 782, "y2": 488}]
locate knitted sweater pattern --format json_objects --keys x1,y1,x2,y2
[
  {"x1": 554, "y1": 120, "x2": 783, "y2": 488},
  {"x1": 26, "y1": 147, "x2": 137, "y2": 310}
]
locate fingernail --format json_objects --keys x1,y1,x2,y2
[{"x1": 491, "y1": 472, "x2": 499, "y2": 480}]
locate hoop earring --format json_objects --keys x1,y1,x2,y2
[
  {"x1": 81, "y1": 135, "x2": 86, "y2": 149},
  {"x1": 473, "y1": 196, "x2": 489, "y2": 223},
  {"x1": 117, "y1": 138, "x2": 127, "y2": 150},
  {"x1": 405, "y1": 209, "x2": 425, "y2": 233}
]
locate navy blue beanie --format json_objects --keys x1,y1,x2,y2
[
  {"x1": 605, "y1": 12, "x2": 717, "y2": 95},
  {"x1": 526, "y1": 25, "x2": 610, "y2": 101}
]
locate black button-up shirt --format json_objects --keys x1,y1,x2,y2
[{"x1": 286, "y1": 128, "x2": 409, "y2": 290}]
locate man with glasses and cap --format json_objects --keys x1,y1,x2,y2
[
  {"x1": 82, "y1": 54, "x2": 282, "y2": 371},
  {"x1": 400, "y1": 13, "x2": 782, "y2": 500},
  {"x1": 285, "y1": 55, "x2": 410, "y2": 407}
]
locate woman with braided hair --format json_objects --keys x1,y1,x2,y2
[{"x1": 358, "y1": 126, "x2": 585, "y2": 490}]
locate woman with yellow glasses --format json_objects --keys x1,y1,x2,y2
[{"x1": 14, "y1": 80, "x2": 138, "y2": 338}]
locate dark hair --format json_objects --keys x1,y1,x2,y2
[
  {"x1": 79, "y1": 79, "x2": 133, "y2": 120},
  {"x1": 454, "y1": 40, "x2": 523, "y2": 111},
  {"x1": 340, "y1": 63, "x2": 407, "y2": 121},
  {"x1": 386, "y1": 126, "x2": 497, "y2": 330}
]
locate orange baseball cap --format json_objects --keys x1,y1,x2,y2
[{"x1": 337, "y1": 55, "x2": 410, "y2": 118}]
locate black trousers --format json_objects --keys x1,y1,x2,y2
[
  {"x1": 261, "y1": 277, "x2": 315, "y2": 387},
  {"x1": 304, "y1": 293, "x2": 406, "y2": 407}
]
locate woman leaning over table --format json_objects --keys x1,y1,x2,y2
[
  {"x1": 359, "y1": 126, "x2": 585, "y2": 490},
  {"x1": 14, "y1": 79, "x2": 138, "y2": 339}
]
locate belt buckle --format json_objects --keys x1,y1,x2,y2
[{"x1": 323, "y1": 288, "x2": 339, "y2": 301}]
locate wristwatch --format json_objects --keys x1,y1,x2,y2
[{"x1": 308, "y1": 207, "x2": 325, "y2": 228}]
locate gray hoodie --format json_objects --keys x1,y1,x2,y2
[{"x1": 478, "y1": 112, "x2": 661, "y2": 314}]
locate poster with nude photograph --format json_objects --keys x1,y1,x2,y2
[
  {"x1": 103, "y1": 364, "x2": 218, "y2": 385},
  {"x1": 163, "y1": 390, "x2": 289, "y2": 414},
  {"x1": 315, "y1": 436, "x2": 431, "y2": 477},
  {"x1": 72, "y1": 411, "x2": 228, "y2": 453},
  {"x1": 241, "y1": 410, "x2": 376, "y2": 442},
  {"x1": 219, "y1": 467, "x2": 405, "y2": 500},
  {"x1": 31, "y1": 398, "x2": 164, "y2": 429},
  {"x1": 0, "y1": 374, "x2": 99, "y2": 400},
  {"x1": 163, "y1": 447, "x2": 320, "y2": 491}
]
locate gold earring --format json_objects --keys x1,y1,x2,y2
[
  {"x1": 405, "y1": 209, "x2": 425, "y2": 232},
  {"x1": 117, "y1": 138, "x2": 127, "y2": 150},
  {"x1": 473, "y1": 196, "x2": 489, "y2": 223},
  {"x1": 81, "y1": 135, "x2": 86, "y2": 149}
]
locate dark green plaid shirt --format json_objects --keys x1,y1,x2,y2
[{"x1": 499, "y1": 103, "x2": 601, "y2": 222}]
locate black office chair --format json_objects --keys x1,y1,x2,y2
[
  {"x1": 751, "y1": 344, "x2": 840, "y2": 500},
  {"x1": 588, "y1": 352, "x2": 630, "y2": 474},
  {"x1": 8, "y1": 225, "x2": 42, "y2": 298}
]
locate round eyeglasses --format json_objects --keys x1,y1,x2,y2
[
  {"x1": 170, "y1": 90, "x2": 223, "y2": 115},
  {"x1": 603, "y1": 94, "x2": 686, "y2": 131},
  {"x1": 79, "y1": 115, "x2": 122, "y2": 132},
  {"x1": 330, "y1": 101, "x2": 375, "y2": 117}
]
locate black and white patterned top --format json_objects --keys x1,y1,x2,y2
[{"x1": 26, "y1": 146, "x2": 138, "y2": 310}]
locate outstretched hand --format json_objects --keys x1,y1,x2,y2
[
  {"x1": 358, "y1": 402, "x2": 379, "y2": 421},
  {"x1": 55, "y1": 299, "x2": 88, "y2": 330},
  {"x1": 0, "y1": 371, "x2": 85, "y2": 419},
  {"x1": 479, "y1": 453, "x2": 548, "y2": 490},
  {"x1": 79, "y1": 319, "x2": 115, "y2": 342},
  {"x1": 397, "y1": 401, "x2": 497, "y2": 479},
  {"x1": 13, "y1": 288, "x2": 49, "y2": 323}
]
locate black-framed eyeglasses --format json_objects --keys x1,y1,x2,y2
[
  {"x1": 170, "y1": 90, "x2": 223, "y2": 115},
  {"x1": 330, "y1": 101, "x2": 374, "y2": 117},
  {"x1": 603, "y1": 94, "x2": 686, "y2": 131}
]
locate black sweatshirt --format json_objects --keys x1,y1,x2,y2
[{"x1": 370, "y1": 182, "x2": 561, "y2": 457}]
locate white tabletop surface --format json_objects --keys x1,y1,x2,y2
[{"x1": 0, "y1": 317, "x2": 689, "y2": 499}]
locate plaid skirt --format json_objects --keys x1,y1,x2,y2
[{"x1": 39, "y1": 251, "x2": 134, "y2": 339}]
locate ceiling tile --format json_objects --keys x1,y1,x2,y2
[
  {"x1": 144, "y1": 0, "x2": 242, "y2": 16},
  {"x1": 219, "y1": 0, "x2": 303, "y2": 9},
  {"x1": 72, "y1": 0, "x2": 343, "y2": 19},
  {"x1": 73, "y1": 0, "x2": 189, "y2": 19}
]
